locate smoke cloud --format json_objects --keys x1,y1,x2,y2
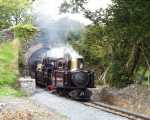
[{"x1": 32, "y1": 0, "x2": 83, "y2": 59}]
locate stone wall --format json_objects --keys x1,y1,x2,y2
[
  {"x1": 18, "y1": 77, "x2": 36, "y2": 95},
  {"x1": 91, "y1": 85, "x2": 150, "y2": 116}
]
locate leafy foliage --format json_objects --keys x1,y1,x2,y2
[
  {"x1": 68, "y1": 25, "x2": 110, "y2": 82},
  {"x1": 0, "y1": 0, "x2": 35, "y2": 96},
  {"x1": 0, "y1": 41, "x2": 19, "y2": 86},
  {"x1": 0, "y1": 86, "x2": 23, "y2": 97},
  {"x1": 0, "y1": 40, "x2": 25, "y2": 97},
  {"x1": 12, "y1": 24, "x2": 38, "y2": 41},
  {"x1": 60, "y1": 0, "x2": 88, "y2": 13},
  {"x1": 64, "y1": 0, "x2": 150, "y2": 88},
  {"x1": 0, "y1": 0, "x2": 32, "y2": 29},
  {"x1": 104, "y1": 0, "x2": 150, "y2": 87},
  {"x1": 11, "y1": 24, "x2": 38, "y2": 75}
]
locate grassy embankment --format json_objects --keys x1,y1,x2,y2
[{"x1": 0, "y1": 39, "x2": 23, "y2": 97}]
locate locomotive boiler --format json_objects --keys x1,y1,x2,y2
[{"x1": 30, "y1": 56, "x2": 95, "y2": 100}]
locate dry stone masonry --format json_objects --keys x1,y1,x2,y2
[{"x1": 19, "y1": 77, "x2": 36, "y2": 95}]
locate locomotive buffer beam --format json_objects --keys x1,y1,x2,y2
[{"x1": 69, "y1": 89, "x2": 92, "y2": 100}]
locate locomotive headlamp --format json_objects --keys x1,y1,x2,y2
[{"x1": 36, "y1": 63, "x2": 43, "y2": 72}]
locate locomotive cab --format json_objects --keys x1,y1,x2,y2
[{"x1": 70, "y1": 58, "x2": 84, "y2": 71}]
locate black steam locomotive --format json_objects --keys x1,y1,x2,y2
[{"x1": 30, "y1": 57, "x2": 95, "y2": 100}]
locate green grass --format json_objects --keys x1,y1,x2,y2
[
  {"x1": 0, "y1": 41, "x2": 18, "y2": 85},
  {"x1": 0, "y1": 40, "x2": 23, "y2": 97},
  {"x1": 0, "y1": 86, "x2": 23, "y2": 97}
]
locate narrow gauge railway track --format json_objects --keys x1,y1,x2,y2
[
  {"x1": 50, "y1": 90, "x2": 150, "y2": 120},
  {"x1": 82, "y1": 102, "x2": 150, "y2": 120},
  {"x1": 51, "y1": 91, "x2": 150, "y2": 120}
]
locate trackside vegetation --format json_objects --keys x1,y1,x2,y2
[
  {"x1": 0, "y1": 40, "x2": 23, "y2": 96},
  {"x1": 0, "y1": 0, "x2": 37, "y2": 97},
  {"x1": 62, "y1": 0, "x2": 150, "y2": 88}
]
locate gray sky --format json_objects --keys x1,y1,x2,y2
[
  {"x1": 32, "y1": 0, "x2": 111, "y2": 25},
  {"x1": 87, "y1": 0, "x2": 111, "y2": 10}
]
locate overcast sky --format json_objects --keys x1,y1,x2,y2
[
  {"x1": 87, "y1": 0, "x2": 111, "y2": 10},
  {"x1": 32, "y1": 0, "x2": 112, "y2": 25}
]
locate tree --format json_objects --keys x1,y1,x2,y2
[
  {"x1": 11, "y1": 24, "x2": 38, "y2": 75},
  {"x1": 0, "y1": 0, "x2": 32, "y2": 29},
  {"x1": 62, "y1": 0, "x2": 150, "y2": 87},
  {"x1": 68, "y1": 25, "x2": 111, "y2": 84},
  {"x1": 104, "y1": 0, "x2": 150, "y2": 87}
]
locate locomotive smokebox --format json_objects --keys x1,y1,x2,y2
[{"x1": 71, "y1": 58, "x2": 84, "y2": 71}]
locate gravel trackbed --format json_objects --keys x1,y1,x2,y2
[{"x1": 31, "y1": 89, "x2": 128, "y2": 120}]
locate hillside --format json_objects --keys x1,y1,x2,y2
[{"x1": 0, "y1": 40, "x2": 22, "y2": 97}]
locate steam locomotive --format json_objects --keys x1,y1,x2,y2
[{"x1": 30, "y1": 57, "x2": 95, "y2": 100}]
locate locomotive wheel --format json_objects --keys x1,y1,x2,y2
[
  {"x1": 45, "y1": 79, "x2": 51, "y2": 90},
  {"x1": 56, "y1": 88, "x2": 69, "y2": 97},
  {"x1": 35, "y1": 76, "x2": 41, "y2": 87},
  {"x1": 56, "y1": 88, "x2": 64, "y2": 96},
  {"x1": 68, "y1": 89, "x2": 91, "y2": 101},
  {"x1": 35, "y1": 75, "x2": 46, "y2": 88},
  {"x1": 35, "y1": 79, "x2": 40, "y2": 86}
]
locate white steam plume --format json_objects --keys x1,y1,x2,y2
[{"x1": 32, "y1": 0, "x2": 83, "y2": 58}]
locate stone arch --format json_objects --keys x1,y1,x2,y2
[
  {"x1": 28, "y1": 47, "x2": 50, "y2": 65},
  {"x1": 25, "y1": 43, "x2": 44, "y2": 63}
]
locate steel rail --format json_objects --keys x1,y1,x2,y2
[
  {"x1": 51, "y1": 90, "x2": 150, "y2": 120},
  {"x1": 82, "y1": 102, "x2": 150, "y2": 120}
]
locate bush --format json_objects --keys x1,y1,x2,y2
[
  {"x1": 0, "y1": 86, "x2": 23, "y2": 97},
  {"x1": 11, "y1": 24, "x2": 38, "y2": 76},
  {"x1": 11, "y1": 24, "x2": 38, "y2": 41},
  {"x1": 0, "y1": 41, "x2": 18, "y2": 86},
  {"x1": 0, "y1": 40, "x2": 23, "y2": 96}
]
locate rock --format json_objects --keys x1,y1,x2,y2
[
  {"x1": 0, "y1": 103, "x2": 6, "y2": 112},
  {"x1": 18, "y1": 77, "x2": 36, "y2": 95}
]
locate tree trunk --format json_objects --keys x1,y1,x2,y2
[{"x1": 126, "y1": 42, "x2": 141, "y2": 80}]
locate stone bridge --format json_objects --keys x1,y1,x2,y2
[{"x1": 25, "y1": 43, "x2": 44, "y2": 63}]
